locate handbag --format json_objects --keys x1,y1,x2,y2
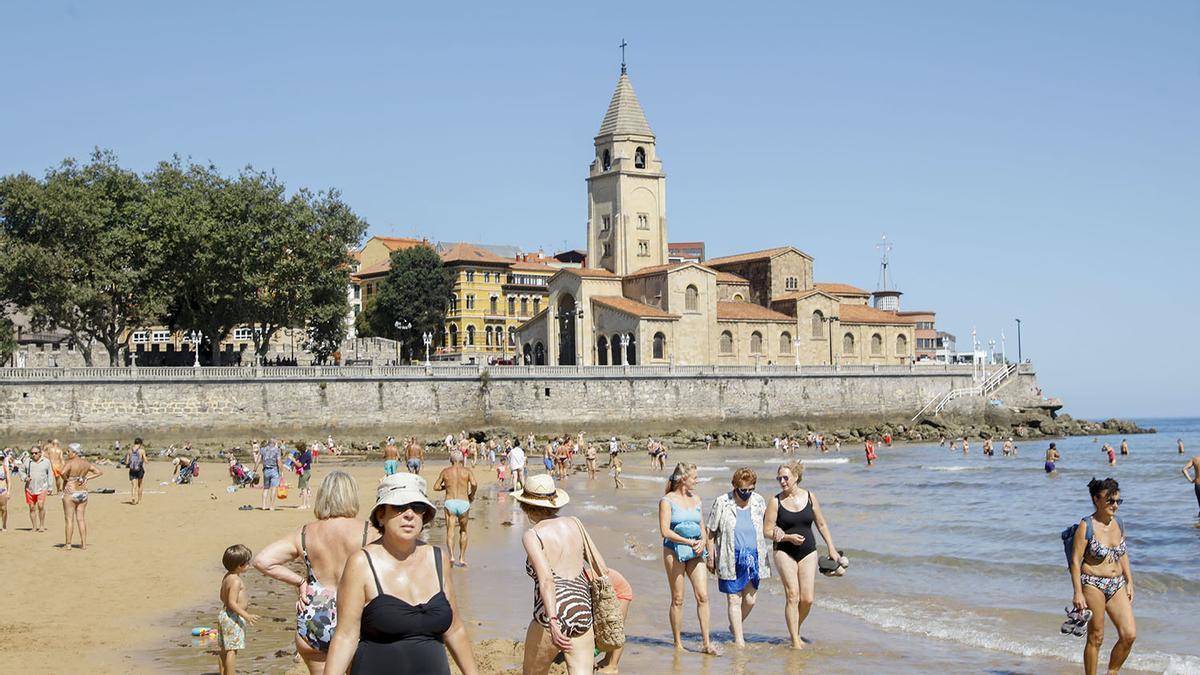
[
  {"x1": 574, "y1": 517, "x2": 625, "y2": 651},
  {"x1": 276, "y1": 481, "x2": 289, "y2": 500}
]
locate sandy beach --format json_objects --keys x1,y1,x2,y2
[{"x1": 3, "y1": 432, "x2": 1197, "y2": 674}]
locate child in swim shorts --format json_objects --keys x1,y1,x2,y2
[{"x1": 218, "y1": 544, "x2": 259, "y2": 675}]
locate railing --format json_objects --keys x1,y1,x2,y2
[
  {"x1": 0, "y1": 362, "x2": 993, "y2": 382},
  {"x1": 911, "y1": 362, "x2": 1023, "y2": 421}
]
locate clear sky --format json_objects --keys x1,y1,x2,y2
[{"x1": 2, "y1": 2, "x2": 1197, "y2": 418}]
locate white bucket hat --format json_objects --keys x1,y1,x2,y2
[
  {"x1": 372, "y1": 473, "x2": 436, "y2": 524},
  {"x1": 512, "y1": 473, "x2": 570, "y2": 508}
]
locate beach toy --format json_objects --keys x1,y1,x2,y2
[
  {"x1": 671, "y1": 521, "x2": 705, "y2": 562},
  {"x1": 191, "y1": 627, "x2": 216, "y2": 637}
]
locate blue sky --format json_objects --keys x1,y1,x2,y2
[{"x1": 2, "y1": 2, "x2": 1197, "y2": 418}]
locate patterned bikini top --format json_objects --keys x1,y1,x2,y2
[{"x1": 1087, "y1": 534, "x2": 1126, "y2": 562}]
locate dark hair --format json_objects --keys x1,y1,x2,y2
[
  {"x1": 134, "y1": 437, "x2": 143, "y2": 445},
  {"x1": 222, "y1": 544, "x2": 253, "y2": 571},
  {"x1": 1087, "y1": 477, "x2": 1119, "y2": 498}
]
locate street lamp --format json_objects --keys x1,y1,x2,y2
[
  {"x1": 1000, "y1": 330, "x2": 1007, "y2": 364},
  {"x1": 792, "y1": 336, "x2": 803, "y2": 368},
  {"x1": 394, "y1": 320, "x2": 411, "y2": 365},
  {"x1": 1015, "y1": 318, "x2": 1022, "y2": 363},
  {"x1": 189, "y1": 330, "x2": 203, "y2": 368},
  {"x1": 422, "y1": 331, "x2": 433, "y2": 367},
  {"x1": 619, "y1": 333, "x2": 632, "y2": 366},
  {"x1": 971, "y1": 327, "x2": 979, "y2": 381}
]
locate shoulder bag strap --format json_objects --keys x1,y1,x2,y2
[{"x1": 574, "y1": 517, "x2": 607, "y2": 578}]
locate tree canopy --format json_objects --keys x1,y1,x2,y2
[
  {"x1": 0, "y1": 150, "x2": 368, "y2": 365},
  {"x1": 366, "y1": 246, "x2": 452, "y2": 361}
]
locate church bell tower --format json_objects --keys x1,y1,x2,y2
[{"x1": 586, "y1": 61, "x2": 667, "y2": 276}]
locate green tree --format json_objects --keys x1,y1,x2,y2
[
  {"x1": 369, "y1": 246, "x2": 450, "y2": 361},
  {"x1": 353, "y1": 297, "x2": 376, "y2": 338},
  {"x1": 0, "y1": 314, "x2": 15, "y2": 366},
  {"x1": 0, "y1": 150, "x2": 167, "y2": 366}
]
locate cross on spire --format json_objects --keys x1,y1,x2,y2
[{"x1": 619, "y1": 38, "x2": 628, "y2": 74}]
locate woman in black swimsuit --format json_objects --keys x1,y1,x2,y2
[
  {"x1": 324, "y1": 473, "x2": 478, "y2": 675},
  {"x1": 762, "y1": 462, "x2": 840, "y2": 649}
]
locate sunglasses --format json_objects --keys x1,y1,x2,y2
[
  {"x1": 776, "y1": 475, "x2": 792, "y2": 482},
  {"x1": 393, "y1": 502, "x2": 431, "y2": 517},
  {"x1": 1105, "y1": 498, "x2": 1124, "y2": 506}
]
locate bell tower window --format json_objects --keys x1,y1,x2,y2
[
  {"x1": 634, "y1": 147, "x2": 646, "y2": 169},
  {"x1": 601, "y1": 215, "x2": 611, "y2": 232},
  {"x1": 602, "y1": 149, "x2": 611, "y2": 171}
]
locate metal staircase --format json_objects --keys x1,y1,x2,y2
[{"x1": 911, "y1": 362, "x2": 1020, "y2": 422}]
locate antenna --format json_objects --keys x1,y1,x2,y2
[{"x1": 875, "y1": 234, "x2": 894, "y2": 291}]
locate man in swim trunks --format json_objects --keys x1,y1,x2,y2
[
  {"x1": 1045, "y1": 442, "x2": 1060, "y2": 474},
  {"x1": 382, "y1": 439, "x2": 400, "y2": 476},
  {"x1": 405, "y1": 438, "x2": 424, "y2": 474},
  {"x1": 24, "y1": 445, "x2": 53, "y2": 532},
  {"x1": 1182, "y1": 453, "x2": 1200, "y2": 518},
  {"x1": 44, "y1": 440, "x2": 64, "y2": 495},
  {"x1": 60, "y1": 444, "x2": 102, "y2": 550},
  {"x1": 434, "y1": 449, "x2": 476, "y2": 567}
]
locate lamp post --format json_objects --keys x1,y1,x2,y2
[
  {"x1": 394, "y1": 320, "x2": 411, "y2": 365},
  {"x1": 189, "y1": 330, "x2": 203, "y2": 368},
  {"x1": 793, "y1": 336, "x2": 803, "y2": 368},
  {"x1": 422, "y1": 331, "x2": 433, "y2": 367},
  {"x1": 971, "y1": 327, "x2": 979, "y2": 381},
  {"x1": 1000, "y1": 330, "x2": 1007, "y2": 364},
  {"x1": 619, "y1": 333, "x2": 631, "y2": 367},
  {"x1": 1015, "y1": 318, "x2": 1022, "y2": 363}
]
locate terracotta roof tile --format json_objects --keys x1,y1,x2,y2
[
  {"x1": 353, "y1": 261, "x2": 392, "y2": 278},
  {"x1": 838, "y1": 304, "x2": 914, "y2": 325},
  {"x1": 591, "y1": 296, "x2": 678, "y2": 319},
  {"x1": 705, "y1": 246, "x2": 812, "y2": 266},
  {"x1": 375, "y1": 236, "x2": 428, "y2": 252},
  {"x1": 771, "y1": 289, "x2": 827, "y2": 302},
  {"x1": 439, "y1": 242, "x2": 512, "y2": 265},
  {"x1": 556, "y1": 267, "x2": 618, "y2": 279},
  {"x1": 814, "y1": 282, "x2": 870, "y2": 296},
  {"x1": 716, "y1": 271, "x2": 748, "y2": 284},
  {"x1": 509, "y1": 261, "x2": 557, "y2": 272},
  {"x1": 716, "y1": 302, "x2": 796, "y2": 322}
]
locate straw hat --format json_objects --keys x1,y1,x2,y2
[
  {"x1": 512, "y1": 474, "x2": 570, "y2": 508},
  {"x1": 372, "y1": 473, "x2": 436, "y2": 524}
]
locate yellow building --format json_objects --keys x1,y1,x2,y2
[{"x1": 439, "y1": 243, "x2": 555, "y2": 363}]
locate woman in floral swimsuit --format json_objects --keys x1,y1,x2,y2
[
  {"x1": 1067, "y1": 477, "x2": 1135, "y2": 675},
  {"x1": 253, "y1": 471, "x2": 371, "y2": 673}
]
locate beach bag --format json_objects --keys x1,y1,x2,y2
[
  {"x1": 575, "y1": 518, "x2": 625, "y2": 651},
  {"x1": 277, "y1": 481, "x2": 289, "y2": 500},
  {"x1": 1061, "y1": 516, "x2": 1122, "y2": 568}
]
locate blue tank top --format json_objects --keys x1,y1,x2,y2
[{"x1": 663, "y1": 498, "x2": 702, "y2": 547}]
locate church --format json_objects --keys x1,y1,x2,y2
[{"x1": 516, "y1": 66, "x2": 916, "y2": 367}]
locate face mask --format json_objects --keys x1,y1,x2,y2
[{"x1": 735, "y1": 488, "x2": 754, "y2": 501}]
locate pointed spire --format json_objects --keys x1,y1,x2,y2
[{"x1": 597, "y1": 72, "x2": 654, "y2": 138}]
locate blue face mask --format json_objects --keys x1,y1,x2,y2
[{"x1": 735, "y1": 488, "x2": 754, "y2": 501}]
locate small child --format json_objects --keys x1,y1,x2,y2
[
  {"x1": 218, "y1": 544, "x2": 259, "y2": 675},
  {"x1": 496, "y1": 461, "x2": 508, "y2": 486},
  {"x1": 610, "y1": 454, "x2": 624, "y2": 489}
]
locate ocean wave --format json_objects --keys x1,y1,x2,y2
[
  {"x1": 818, "y1": 596, "x2": 1200, "y2": 672},
  {"x1": 925, "y1": 465, "x2": 987, "y2": 472},
  {"x1": 621, "y1": 473, "x2": 713, "y2": 483},
  {"x1": 801, "y1": 458, "x2": 851, "y2": 465},
  {"x1": 696, "y1": 465, "x2": 733, "y2": 472},
  {"x1": 578, "y1": 502, "x2": 617, "y2": 512}
]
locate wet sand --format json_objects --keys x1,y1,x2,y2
[{"x1": 0, "y1": 446, "x2": 1180, "y2": 674}]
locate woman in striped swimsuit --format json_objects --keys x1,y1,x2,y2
[{"x1": 516, "y1": 474, "x2": 604, "y2": 675}]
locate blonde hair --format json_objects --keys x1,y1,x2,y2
[
  {"x1": 314, "y1": 470, "x2": 360, "y2": 520},
  {"x1": 665, "y1": 462, "x2": 697, "y2": 494},
  {"x1": 777, "y1": 462, "x2": 804, "y2": 483}
]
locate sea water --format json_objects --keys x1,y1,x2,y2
[{"x1": 450, "y1": 418, "x2": 1200, "y2": 673}]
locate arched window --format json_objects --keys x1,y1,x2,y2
[
  {"x1": 602, "y1": 149, "x2": 611, "y2": 171},
  {"x1": 466, "y1": 325, "x2": 476, "y2": 346},
  {"x1": 597, "y1": 336, "x2": 608, "y2": 365},
  {"x1": 625, "y1": 334, "x2": 637, "y2": 365},
  {"x1": 653, "y1": 332, "x2": 666, "y2": 360},
  {"x1": 508, "y1": 297, "x2": 515, "y2": 315},
  {"x1": 534, "y1": 342, "x2": 545, "y2": 365},
  {"x1": 484, "y1": 326, "x2": 492, "y2": 346},
  {"x1": 520, "y1": 298, "x2": 528, "y2": 316},
  {"x1": 523, "y1": 343, "x2": 532, "y2": 364},
  {"x1": 533, "y1": 298, "x2": 540, "y2": 314},
  {"x1": 489, "y1": 296, "x2": 498, "y2": 314},
  {"x1": 732, "y1": 293, "x2": 744, "y2": 302},
  {"x1": 871, "y1": 333, "x2": 883, "y2": 355},
  {"x1": 896, "y1": 333, "x2": 908, "y2": 355},
  {"x1": 509, "y1": 327, "x2": 517, "y2": 346},
  {"x1": 449, "y1": 325, "x2": 459, "y2": 347},
  {"x1": 451, "y1": 295, "x2": 459, "y2": 313},
  {"x1": 780, "y1": 331, "x2": 792, "y2": 354},
  {"x1": 842, "y1": 332, "x2": 855, "y2": 355},
  {"x1": 720, "y1": 331, "x2": 734, "y2": 354},
  {"x1": 610, "y1": 334, "x2": 622, "y2": 365},
  {"x1": 811, "y1": 310, "x2": 824, "y2": 338},
  {"x1": 685, "y1": 285, "x2": 699, "y2": 311},
  {"x1": 634, "y1": 146, "x2": 646, "y2": 169},
  {"x1": 750, "y1": 331, "x2": 763, "y2": 354}
]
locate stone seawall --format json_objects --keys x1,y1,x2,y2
[{"x1": 0, "y1": 367, "x2": 1044, "y2": 437}]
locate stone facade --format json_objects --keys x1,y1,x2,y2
[{"x1": 0, "y1": 368, "x2": 1043, "y2": 437}]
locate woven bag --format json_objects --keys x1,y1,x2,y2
[{"x1": 574, "y1": 518, "x2": 625, "y2": 650}]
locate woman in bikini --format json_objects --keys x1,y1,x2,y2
[
  {"x1": 254, "y1": 471, "x2": 372, "y2": 674},
  {"x1": 0, "y1": 449, "x2": 11, "y2": 531},
  {"x1": 659, "y1": 463, "x2": 719, "y2": 655},
  {"x1": 763, "y1": 462, "x2": 840, "y2": 649},
  {"x1": 60, "y1": 444, "x2": 102, "y2": 550},
  {"x1": 1069, "y1": 477, "x2": 1136, "y2": 675},
  {"x1": 516, "y1": 474, "x2": 605, "y2": 674}
]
